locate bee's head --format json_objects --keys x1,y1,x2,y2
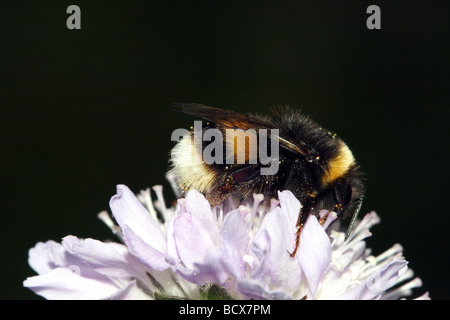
[{"x1": 314, "y1": 166, "x2": 365, "y2": 239}]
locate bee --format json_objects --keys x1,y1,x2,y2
[{"x1": 169, "y1": 103, "x2": 364, "y2": 257}]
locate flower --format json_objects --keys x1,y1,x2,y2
[{"x1": 24, "y1": 175, "x2": 429, "y2": 300}]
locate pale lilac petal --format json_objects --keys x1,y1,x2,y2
[
  {"x1": 237, "y1": 280, "x2": 292, "y2": 300},
  {"x1": 109, "y1": 185, "x2": 172, "y2": 270},
  {"x1": 28, "y1": 241, "x2": 69, "y2": 274},
  {"x1": 176, "y1": 249, "x2": 228, "y2": 285},
  {"x1": 278, "y1": 190, "x2": 302, "y2": 225},
  {"x1": 170, "y1": 190, "x2": 230, "y2": 285},
  {"x1": 165, "y1": 212, "x2": 179, "y2": 258},
  {"x1": 27, "y1": 240, "x2": 98, "y2": 278},
  {"x1": 297, "y1": 214, "x2": 331, "y2": 297},
  {"x1": 110, "y1": 184, "x2": 166, "y2": 252},
  {"x1": 247, "y1": 203, "x2": 302, "y2": 296},
  {"x1": 173, "y1": 210, "x2": 217, "y2": 269},
  {"x1": 341, "y1": 260, "x2": 408, "y2": 300},
  {"x1": 121, "y1": 224, "x2": 175, "y2": 270},
  {"x1": 220, "y1": 208, "x2": 250, "y2": 279},
  {"x1": 264, "y1": 210, "x2": 302, "y2": 290},
  {"x1": 413, "y1": 292, "x2": 430, "y2": 300},
  {"x1": 382, "y1": 276, "x2": 423, "y2": 300},
  {"x1": 23, "y1": 267, "x2": 122, "y2": 300},
  {"x1": 172, "y1": 210, "x2": 227, "y2": 284},
  {"x1": 236, "y1": 232, "x2": 279, "y2": 300},
  {"x1": 184, "y1": 190, "x2": 220, "y2": 242},
  {"x1": 256, "y1": 191, "x2": 303, "y2": 291},
  {"x1": 103, "y1": 280, "x2": 151, "y2": 300},
  {"x1": 61, "y1": 236, "x2": 142, "y2": 278},
  {"x1": 246, "y1": 229, "x2": 271, "y2": 284}
]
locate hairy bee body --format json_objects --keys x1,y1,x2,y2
[{"x1": 169, "y1": 103, "x2": 364, "y2": 255}]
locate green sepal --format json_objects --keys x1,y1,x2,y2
[
  {"x1": 200, "y1": 283, "x2": 234, "y2": 300},
  {"x1": 154, "y1": 291, "x2": 187, "y2": 300}
]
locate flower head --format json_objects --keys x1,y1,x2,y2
[{"x1": 24, "y1": 176, "x2": 428, "y2": 300}]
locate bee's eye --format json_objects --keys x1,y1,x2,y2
[{"x1": 333, "y1": 181, "x2": 352, "y2": 206}]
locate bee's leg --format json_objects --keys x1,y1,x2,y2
[
  {"x1": 206, "y1": 164, "x2": 261, "y2": 207},
  {"x1": 205, "y1": 183, "x2": 235, "y2": 207},
  {"x1": 289, "y1": 223, "x2": 302, "y2": 258},
  {"x1": 289, "y1": 198, "x2": 314, "y2": 257}
]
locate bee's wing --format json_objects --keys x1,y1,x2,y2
[
  {"x1": 171, "y1": 102, "x2": 274, "y2": 130},
  {"x1": 171, "y1": 103, "x2": 313, "y2": 157}
]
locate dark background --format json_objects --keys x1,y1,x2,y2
[{"x1": 1, "y1": 1, "x2": 449, "y2": 299}]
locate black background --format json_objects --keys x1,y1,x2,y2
[{"x1": 1, "y1": 0, "x2": 449, "y2": 299}]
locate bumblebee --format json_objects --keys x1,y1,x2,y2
[{"x1": 169, "y1": 103, "x2": 364, "y2": 257}]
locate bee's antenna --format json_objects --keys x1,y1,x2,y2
[{"x1": 345, "y1": 198, "x2": 363, "y2": 241}]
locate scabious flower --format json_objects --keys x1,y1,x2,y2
[{"x1": 24, "y1": 175, "x2": 429, "y2": 300}]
